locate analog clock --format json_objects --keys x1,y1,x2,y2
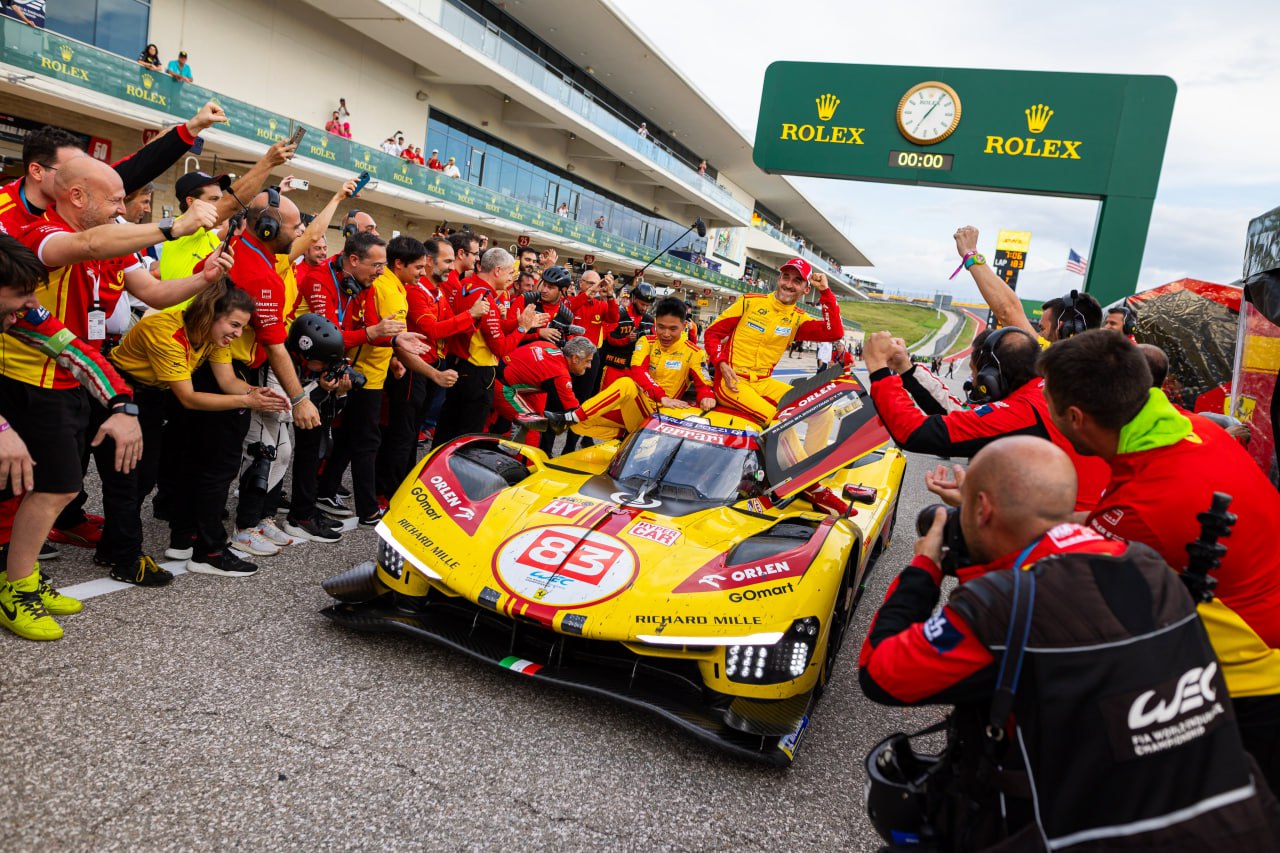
[{"x1": 896, "y1": 81, "x2": 962, "y2": 145}]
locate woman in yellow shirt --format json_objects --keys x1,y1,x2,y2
[{"x1": 109, "y1": 282, "x2": 288, "y2": 579}]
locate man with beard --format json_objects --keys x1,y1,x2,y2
[{"x1": 703, "y1": 258, "x2": 840, "y2": 423}]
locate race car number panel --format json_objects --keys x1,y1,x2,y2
[{"x1": 493, "y1": 525, "x2": 639, "y2": 609}]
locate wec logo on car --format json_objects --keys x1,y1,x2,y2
[{"x1": 1128, "y1": 662, "x2": 1218, "y2": 730}]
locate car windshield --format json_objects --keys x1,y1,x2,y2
[{"x1": 608, "y1": 416, "x2": 759, "y2": 502}]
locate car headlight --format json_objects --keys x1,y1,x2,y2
[
  {"x1": 724, "y1": 617, "x2": 819, "y2": 684},
  {"x1": 378, "y1": 536, "x2": 405, "y2": 579}
]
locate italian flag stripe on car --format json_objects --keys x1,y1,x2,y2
[{"x1": 499, "y1": 656, "x2": 543, "y2": 676}]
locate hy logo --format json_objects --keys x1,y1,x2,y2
[
  {"x1": 815, "y1": 93, "x2": 840, "y2": 122},
  {"x1": 59, "y1": 45, "x2": 73, "y2": 62},
  {"x1": 142, "y1": 73, "x2": 154, "y2": 89},
  {"x1": 1025, "y1": 103, "x2": 1054, "y2": 134}
]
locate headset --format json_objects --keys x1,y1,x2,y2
[
  {"x1": 342, "y1": 209, "x2": 364, "y2": 239},
  {"x1": 969, "y1": 327, "x2": 1022, "y2": 404},
  {"x1": 1116, "y1": 301, "x2": 1138, "y2": 337},
  {"x1": 251, "y1": 185, "x2": 282, "y2": 243},
  {"x1": 1056, "y1": 289, "x2": 1090, "y2": 339}
]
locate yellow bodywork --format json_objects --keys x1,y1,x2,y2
[{"x1": 374, "y1": 407, "x2": 906, "y2": 702}]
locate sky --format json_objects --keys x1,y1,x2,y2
[{"x1": 613, "y1": 0, "x2": 1280, "y2": 304}]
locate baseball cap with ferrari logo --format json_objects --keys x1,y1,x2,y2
[{"x1": 781, "y1": 257, "x2": 812, "y2": 282}]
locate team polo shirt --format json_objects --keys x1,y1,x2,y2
[
  {"x1": 406, "y1": 277, "x2": 473, "y2": 363},
  {"x1": 629, "y1": 335, "x2": 712, "y2": 401},
  {"x1": 0, "y1": 177, "x2": 44, "y2": 235},
  {"x1": 347, "y1": 269, "x2": 407, "y2": 391},
  {"x1": 225, "y1": 233, "x2": 287, "y2": 367},
  {"x1": 572, "y1": 295, "x2": 618, "y2": 347},
  {"x1": 107, "y1": 309, "x2": 231, "y2": 388},
  {"x1": 4, "y1": 208, "x2": 131, "y2": 389},
  {"x1": 703, "y1": 287, "x2": 841, "y2": 376}
]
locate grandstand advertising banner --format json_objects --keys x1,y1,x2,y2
[{"x1": 753, "y1": 63, "x2": 1176, "y2": 305}]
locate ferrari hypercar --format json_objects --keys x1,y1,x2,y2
[{"x1": 321, "y1": 372, "x2": 906, "y2": 765}]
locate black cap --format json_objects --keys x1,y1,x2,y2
[
  {"x1": 179, "y1": 51, "x2": 188, "y2": 58},
  {"x1": 175, "y1": 171, "x2": 231, "y2": 201}
]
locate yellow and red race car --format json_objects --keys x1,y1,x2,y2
[{"x1": 322, "y1": 373, "x2": 906, "y2": 765}]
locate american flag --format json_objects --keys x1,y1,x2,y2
[{"x1": 1065, "y1": 249, "x2": 1088, "y2": 275}]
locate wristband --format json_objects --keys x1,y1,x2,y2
[
  {"x1": 289, "y1": 391, "x2": 307, "y2": 406},
  {"x1": 964, "y1": 253, "x2": 987, "y2": 270},
  {"x1": 949, "y1": 250, "x2": 978, "y2": 280},
  {"x1": 0, "y1": 420, "x2": 10, "y2": 434},
  {"x1": 390, "y1": 334, "x2": 400, "y2": 349}
]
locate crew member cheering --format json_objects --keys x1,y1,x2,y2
[
  {"x1": 866, "y1": 327, "x2": 1109, "y2": 512},
  {"x1": 599, "y1": 281, "x2": 656, "y2": 389},
  {"x1": 702, "y1": 258, "x2": 841, "y2": 423},
  {"x1": 1038, "y1": 330, "x2": 1280, "y2": 788},
  {"x1": 530, "y1": 298, "x2": 715, "y2": 441}
]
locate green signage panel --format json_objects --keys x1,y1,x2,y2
[{"x1": 754, "y1": 63, "x2": 1176, "y2": 305}]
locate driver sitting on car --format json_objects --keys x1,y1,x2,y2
[
  {"x1": 524, "y1": 297, "x2": 716, "y2": 442},
  {"x1": 702, "y1": 258, "x2": 842, "y2": 424}
]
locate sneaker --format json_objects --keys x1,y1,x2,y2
[
  {"x1": 283, "y1": 516, "x2": 342, "y2": 544},
  {"x1": 49, "y1": 517, "x2": 103, "y2": 545},
  {"x1": 417, "y1": 428, "x2": 432, "y2": 445},
  {"x1": 317, "y1": 495, "x2": 354, "y2": 518},
  {"x1": 0, "y1": 575, "x2": 62, "y2": 641},
  {"x1": 232, "y1": 528, "x2": 280, "y2": 556},
  {"x1": 165, "y1": 532, "x2": 195, "y2": 561},
  {"x1": 335, "y1": 485, "x2": 353, "y2": 500},
  {"x1": 34, "y1": 565, "x2": 82, "y2": 615},
  {"x1": 257, "y1": 519, "x2": 296, "y2": 547},
  {"x1": 108, "y1": 555, "x2": 175, "y2": 587},
  {"x1": 358, "y1": 507, "x2": 387, "y2": 527},
  {"x1": 377, "y1": 495, "x2": 390, "y2": 512},
  {"x1": 187, "y1": 550, "x2": 258, "y2": 577},
  {"x1": 39, "y1": 540, "x2": 60, "y2": 561},
  {"x1": 164, "y1": 545, "x2": 193, "y2": 560},
  {"x1": 83, "y1": 513, "x2": 105, "y2": 526}
]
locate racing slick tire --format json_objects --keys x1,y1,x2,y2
[{"x1": 814, "y1": 557, "x2": 857, "y2": 701}]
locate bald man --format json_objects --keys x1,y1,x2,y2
[
  {"x1": 858, "y1": 436, "x2": 1278, "y2": 849},
  {"x1": 1, "y1": 155, "x2": 232, "y2": 592}
]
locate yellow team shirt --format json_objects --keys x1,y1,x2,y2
[
  {"x1": 107, "y1": 309, "x2": 231, "y2": 388},
  {"x1": 348, "y1": 269, "x2": 408, "y2": 391},
  {"x1": 630, "y1": 335, "x2": 710, "y2": 399}
]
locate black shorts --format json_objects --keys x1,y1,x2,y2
[{"x1": 0, "y1": 376, "x2": 91, "y2": 494}]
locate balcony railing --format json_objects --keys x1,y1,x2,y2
[
  {"x1": 0, "y1": 17, "x2": 773, "y2": 300},
  {"x1": 750, "y1": 220, "x2": 854, "y2": 287},
  {"x1": 388, "y1": 0, "x2": 751, "y2": 222}
]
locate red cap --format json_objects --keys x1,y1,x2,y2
[{"x1": 781, "y1": 258, "x2": 812, "y2": 282}]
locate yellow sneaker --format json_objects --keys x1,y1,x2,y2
[
  {"x1": 35, "y1": 565, "x2": 82, "y2": 616},
  {"x1": 0, "y1": 574, "x2": 63, "y2": 641}
]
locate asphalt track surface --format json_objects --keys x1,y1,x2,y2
[{"x1": 1, "y1": 359, "x2": 958, "y2": 851}]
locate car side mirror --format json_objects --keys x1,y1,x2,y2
[{"x1": 843, "y1": 484, "x2": 877, "y2": 505}]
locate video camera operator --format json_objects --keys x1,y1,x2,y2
[
  {"x1": 599, "y1": 281, "x2": 657, "y2": 390},
  {"x1": 279, "y1": 313, "x2": 351, "y2": 543},
  {"x1": 863, "y1": 327, "x2": 1109, "y2": 513},
  {"x1": 859, "y1": 436, "x2": 1280, "y2": 850}
]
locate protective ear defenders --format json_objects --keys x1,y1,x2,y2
[
  {"x1": 339, "y1": 273, "x2": 363, "y2": 297},
  {"x1": 252, "y1": 186, "x2": 282, "y2": 243},
  {"x1": 1057, "y1": 289, "x2": 1089, "y2": 339},
  {"x1": 969, "y1": 327, "x2": 1020, "y2": 404},
  {"x1": 342, "y1": 209, "x2": 363, "y2": 239},
  {"x1": 1118, "y1": 302, "x2": 1138, "y2": 337}
]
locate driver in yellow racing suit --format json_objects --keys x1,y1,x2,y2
[
  {"x1": 702, "y1": 258, "x2": 842, "y2": 423},
  {"x1": 525, "y1": 298, "x2": 716, "y2": 440}
]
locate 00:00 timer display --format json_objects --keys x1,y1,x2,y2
[{"x1": 887, "y1": 150, "x2": 955, "y2": 170}]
